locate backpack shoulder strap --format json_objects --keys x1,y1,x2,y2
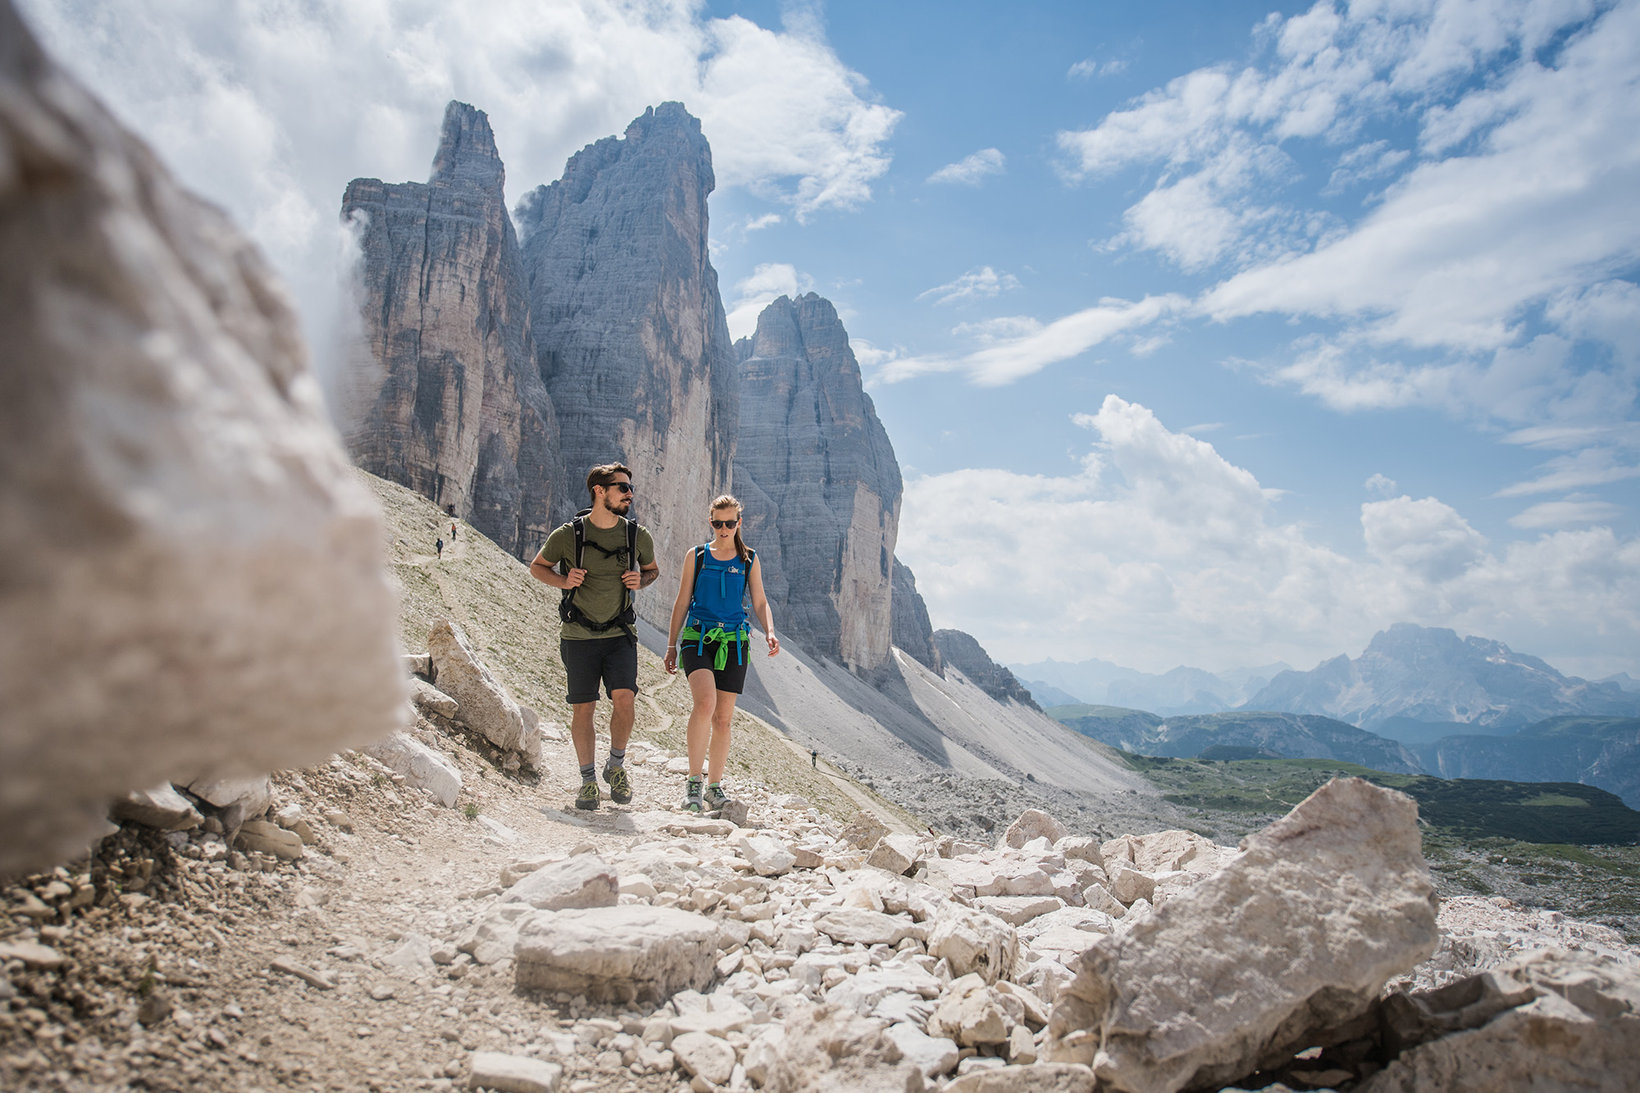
[
  {"x1": 689, "y1": 544, "x2": 708, "y2": 603},
  {"x1": 625, "y1": 517, "x2": 638, "y2": 571},
  {"x1": 571, "y1": 513, "x2": 587, "y2": 571}
]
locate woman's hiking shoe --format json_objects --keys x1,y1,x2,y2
[
  {"x1": 680, "y1": 775, "x2": 704, "y2": 813},
  {"x1": 704, "y1": 783, "x2": 730, "y2": 810},
  {"x1": 575, "y1": 782, "x2": 600, "y2": 811},
  {"x1": 603, "y1": 763, "x2": 633, "y2": 805}
]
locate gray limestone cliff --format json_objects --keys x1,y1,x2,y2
[
  {"x1": 934, "y1": 630, "x2": 1040, "y2": 710},
  {"x1": 892, "y1": 559, "x2": 943, "y2": 675},
  {"x1": 733, "y1": 295, "x2": 902, "y2": 675},
  {"x1": 515, "y1": 103, "x2": 737, "y2": 623},
  {"x1": 339, "y1": 102, "x2": 558, "y2": 556}
]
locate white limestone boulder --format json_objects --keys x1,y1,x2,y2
[
  {"x1": 1045, "y1": 777, "x2": 1439, "y2": 1093},
  {"x1": 0, "y1": 5, "x2": 404, "y2": 876},
  {"x1": 928, "y1": 907, "x2": 1020, "y2": 984},
  {"x1": 236, "y1": 819, "x2": 303, "y2": 861},
  {"x1": 815, "y1": 908, "x2": 914, "y2": 947},
  {"x1": 500, "y1": 855, "x2": 618, "y2": 911},
  {"x1": 427, "y1": 620, "x2": 531, "y2": 760},
  {"x1": 735, "y1": 831, "x2": 798, "y2": 876},
  {"x1": 867, "y1": 832, "x2": 921, "y2": 875},
  {"x1": 1001, "y1": 809, "x2": 1068, "y2": 850},
  {"x1": 466, "y1": 1051, "x2": 562, "y2": 1093},
  {"x1": 1361, "y1": 947, "x2": 1640, "y2": 1092},
  {"x1": 360, "y1": 731, "x2": 462, "y2": 807},
  {"x1": 108, "y1": 785, "x2": 202, "y2": 831},
  {"x1": 513, "y1": 905, "x2": 718, "y2": 1003},
  {"x1": 410, "y1": 677, "x2": 459, "y2": 720}
]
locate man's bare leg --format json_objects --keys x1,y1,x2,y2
[
  {"x1": 570, "y1": 701, "x2": 598, "y2": 768},
  {"x1": 608, "y1": 689, "x2": 636, "y2": 752}
]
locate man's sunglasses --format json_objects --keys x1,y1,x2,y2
[
  {"x1": 711, "y1": 519, "x2": 739, "y2": 529},
  {"x1": 604, "y1": 482, "x2": 634, "y2": 495}
]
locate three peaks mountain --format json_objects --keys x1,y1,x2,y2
[{"x1": 336, "y1": 100, "x2": 944, "y2": 680}]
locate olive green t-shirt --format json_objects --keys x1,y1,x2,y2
[{"x1": 538, "y1": 517, "x2": 655, "y2": 641}]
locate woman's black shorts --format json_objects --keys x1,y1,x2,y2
[{"x1": 679, "y1": 637, "x2": 750, "y2": 694}]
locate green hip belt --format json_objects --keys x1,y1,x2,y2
[{"x1": 680, "y1": 624, "x2": 750, "y2": 670}]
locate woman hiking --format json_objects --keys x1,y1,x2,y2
[{"x1": 664, "y1": 495, "x2": 779, "y2": 812}]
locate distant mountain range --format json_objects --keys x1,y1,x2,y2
[
  {"x1": 1014, "y1": 657, "x2": 1290, "y2": 716},
  {"x1": 1017, "y1": 624, "x2": 1640, "y2": 735},
  {"x1": 1028, "y1": 625, "x2": 1640, "y2": 808},
  {"x1": 1048, "y1": 707, "x2": 1423, "y2": 775},
  {"x1": 1244, "y1": 624, "x2": 1640, "y2": 734}
]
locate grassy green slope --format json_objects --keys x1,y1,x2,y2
[{"x1": 1121, "y1": 753, "x2": 1640, "y2": 844}]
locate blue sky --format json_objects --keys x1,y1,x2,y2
[{"x1": 21, "y1": 0, "x2": 1639, "y2": 678}]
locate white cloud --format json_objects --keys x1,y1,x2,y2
[
  {"x1": 927, "y1": 148, "x2": 1006, "y2": 186},
  {"x1": 744, "y1": 213, "x2": 783, "y2": 231},
  {"x1": 879, "y1": 296, "x2": 1185, "y2": 385},
  {"x1": 1509, "y1": 498, "x2": 1623, "y2": 529},
  {"x1": 725, "y1": 262, "x2": 815, "y2": 342},
  {"x1": 14, "y1": 0, "x2": 899, "y2": 399},
  {"x1": 917, "y1": 267, "x2": 1021, "y2": 306},
  {"x1": 898, "y1": 395, "x2": 1640, "y2": 675},
  {"x1": 1365, "y1": 472, "x2": 1399, "y2": 497}
]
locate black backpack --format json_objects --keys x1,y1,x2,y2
[{"x1": 558, "y1": 510, "x2": 639, "y2": 634}]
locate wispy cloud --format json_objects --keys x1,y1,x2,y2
[
  {"x1": 927, "y1": 148, "x2": 1005, "y2": 186},
  {"x1": 1494, "y1": 448, "x2": 1640, "y2": 498},
  {"x1": 1068, "y1": 57, "x2": 1128, "y2": 80},
  {"x1": 916, "y1": 266, "x2": 1021, "y2": 306},
  {"x1": 877, "y1": 295, "x2": 1185, "y2": 385},
  {"x1": 1509, "y1": 498, "x2": 1623, "y2": 529}
]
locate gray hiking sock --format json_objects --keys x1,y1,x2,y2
[
  {"x1": 579, "y1": 763, "x2": 596, "y2": 784},
  {"x1": 606, "y1": 748, "x2": 625, "y2": 769}
]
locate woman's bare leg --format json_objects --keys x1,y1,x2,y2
[
  {"x1": 685, "y1": 669, "x2": 717, "y2": 776},
  {"x1": 707, "y1": 691, "x2": 737, "y2": 784}
]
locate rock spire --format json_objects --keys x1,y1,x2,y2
[
  {"x1": 734, "y1": 294, "x2": 903, "y2": 675},
  {"x1": 516, "y1": 102, "x2": 738, "y2": 619},
  {"x1": 339, "y1": 101, "x2": 559, "y2": 557}
]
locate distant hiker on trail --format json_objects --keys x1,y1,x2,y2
[
  {"x1": 435, "y1": 537, "x2": 443, "y2": 559},
  {"x1": 451, "y1": 521, "x2": 457, "y2": 540},
  {"x1": 811, "y1": 748, "x2": 818, "y2": 768},
  {"x1": 664, "y1": 494, "x2": 779, "y2": 813},
  {"x1": 529, "y1": 463, "x2": 659, "y2": 811}
]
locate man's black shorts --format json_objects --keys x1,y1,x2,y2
[
  {"x1": 561, "y1": 635, "x2": 638, "y2": 704},
  {"x1": 678, "y1": 637, "x2": 750, "y2": 695}
]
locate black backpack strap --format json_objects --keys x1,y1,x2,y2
[{"x1": 688, "y1": 544, "x2": 707, "y2": 604}]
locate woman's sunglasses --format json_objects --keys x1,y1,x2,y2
[{"x1": 711, "y1": 519, "x2": 739, "y2": 529}]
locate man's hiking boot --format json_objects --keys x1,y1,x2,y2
[
  {"x1": 603, "y1": 763, "x2": 632, "y2": 805},
  {"x1": 680, "y1": 776, "x2": 704, "y2": 814},
  {"x1": 575, "y1": 782, "x2": 600, "y2": 811},
  {"x1": 704, "y1": 782, "x2": 730, "y2": 811}
]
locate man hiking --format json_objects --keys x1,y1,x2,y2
[{"x1": 530, "y1": 463, "x2": 659, "y2": 810}]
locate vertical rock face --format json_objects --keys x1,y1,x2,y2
[
  {"x1": 892, "y1": 559, "x2": 943, "y2": 675},
  {"x1": 516, "y1": 103, "x2": 737, "y2": 616},
  {"x1": 734, "y1": 294, "x2": 902, "y2": 675},
  {"x1": 339, "y1": 101, "x2": 558, "y2": 556},
  {"x1": 0, "y1": 0, "x2": 405, "y2": 875}
]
